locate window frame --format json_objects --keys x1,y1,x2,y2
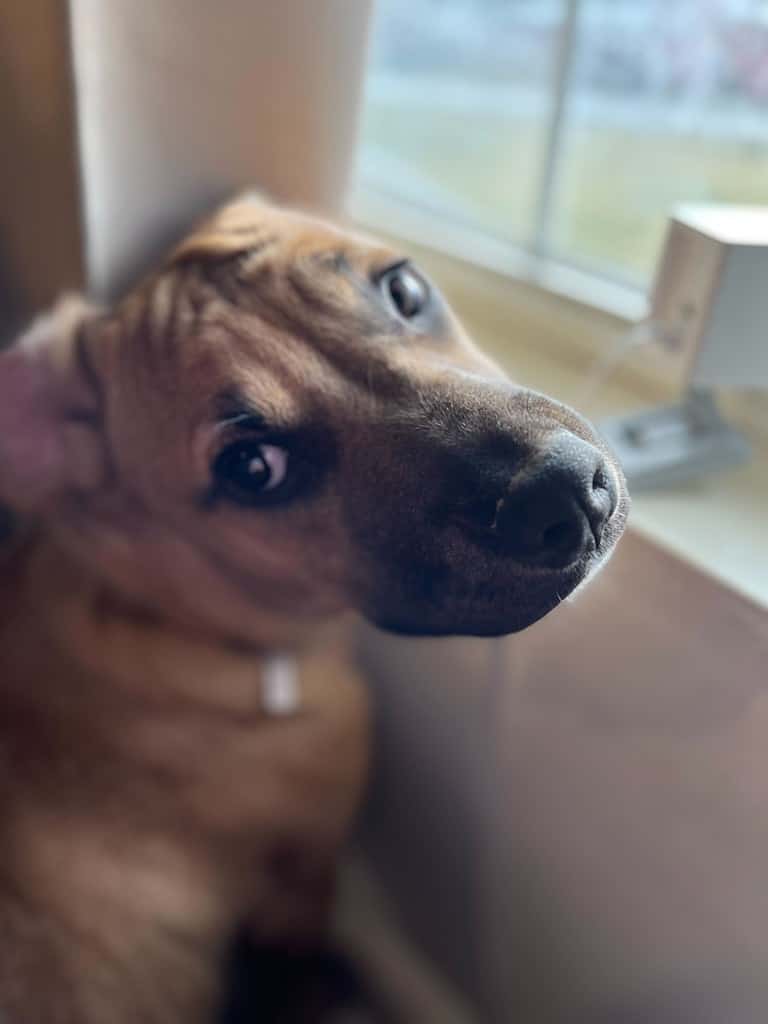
[
  {"x1": 352, "y1": 0, "x2": 767, "y2": 324},
  {"x1": 348, "y1": 180, "x2": 648, "y2": 323}
]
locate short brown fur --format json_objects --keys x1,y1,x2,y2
[{"x1": 0, "y1": 195, "x2": 627, "y2": 1022}]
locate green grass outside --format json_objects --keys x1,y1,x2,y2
[{"x1": 362, "y1": 103, "x2": 768, "y2": 283}]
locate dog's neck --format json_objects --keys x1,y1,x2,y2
[
  {"x1": 2, "y1": 522, "x2": 313, "y2": 706},
  {"x1": 0, "y1": 532, "x2": 272, "y2": 871},
  {"x1": 0, "y1": 531, "x2": 363, "y2": 945},
  {"x1": 0, "y1": 533, "x2": 337, "y2": 783}
]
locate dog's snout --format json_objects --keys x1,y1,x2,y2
[
  {"x1": 499, "y1": 434, "x2": 616, "y2": 568},
  {"x1": 456, "y1": 434, "x2": 616, "y2": 569}
]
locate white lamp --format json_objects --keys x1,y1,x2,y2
[{"x1": 600, "y1": 204, "x2": 766, "y2": 488}]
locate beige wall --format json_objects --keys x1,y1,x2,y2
[
  {"x1": 0, "y1": 0, "x2": 373, "y2": 329},
  {"x1": 68, "y1": 0, "x2": 374, "y2": 299},
  {"x1": 0, "y1": 0, "x2": 83, "y2": 327}
]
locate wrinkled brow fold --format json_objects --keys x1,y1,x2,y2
[
  {"x1": 166, "y1": 195, "x2": 396, "y2": 277},
  {"x1": 168, "y1": 195, "x2": 277, "y2": 265}
]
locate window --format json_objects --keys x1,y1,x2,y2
[{"x1": 356, "y1": 0, "x2": 768, "y2": 296}]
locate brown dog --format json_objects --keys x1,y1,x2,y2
[{"x1": 0, "y1": 195, "x2": 628, "y2": 1022}]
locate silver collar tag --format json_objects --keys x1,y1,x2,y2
[{"x1": 261, "y1": 655, "x2": 300, "y2": 716}]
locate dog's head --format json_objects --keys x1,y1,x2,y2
[{"x1": 0, "y1": 195, "x2": 628, "y2": 641}]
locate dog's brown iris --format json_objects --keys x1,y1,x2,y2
[
  {"x1": 381, "y1": 263, "x2": 429, "y2": 320},
  {"x1": 212, "y1": 441, "x2": 288, "y2": 504}
]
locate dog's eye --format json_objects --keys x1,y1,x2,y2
[
  {"x1": 211, "y1": 441, "x2": 288, "y2": 503},
  {"x1": 380, "y1": 264, "x2": 429, "y2": 320}
]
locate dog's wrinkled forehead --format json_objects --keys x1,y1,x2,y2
[
  {"x1": 101, "y1": 196, "x2": 445, "y2": 445},
  {"x1": 170, "y1": 195, "x2": 398, "y2": 304},
  {"x1": 111, "y1": 194, "x2": 476, "y2": 420},
  {"x1": 160, "y1": 196, "x2": 437, "y2": 362}
]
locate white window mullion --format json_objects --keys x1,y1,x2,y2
[{"x1": 530, "y1": 0, "x2": 582, "y2": 262}]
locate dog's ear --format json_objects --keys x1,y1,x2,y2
[
  {"x1": 169, "y1": 192, "x2": 275, "y2": 265},
  {"x1": 0, "y1": 296, "x2": 107, "y2": 510}
]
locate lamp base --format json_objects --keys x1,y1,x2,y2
[{"x1": 599, "y1": 389, "x2": 752, "y2": 491}]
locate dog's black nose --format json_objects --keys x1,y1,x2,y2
[{"x1": 457, "y1": 434, "x2": 617, "y2": 568}]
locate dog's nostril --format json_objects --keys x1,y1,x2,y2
[
  {"x1": 542, "y1": 519, "x2": 580, "y2": 553},
  {"x1": 449, "y1": 432, "x2": 619, "y2": 570},
  {"x1": 453, "y1": 434, "x2": 615, "y2": 568},
  {"x1": 592, "y1": 461, "x2": 619, "y2": 525},
  {"x1": 452, "y1": 495, "x2": 502, "y2": 537}
]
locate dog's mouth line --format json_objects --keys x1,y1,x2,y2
[{"x1": 406, "y1": 561, "x2": 592, "y2": 607}]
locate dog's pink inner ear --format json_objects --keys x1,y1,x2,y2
[{"x1": 0, "y1": 301, "x2": 105, "y2": 508}]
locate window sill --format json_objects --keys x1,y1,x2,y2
[
  {"x1": 349, "y1": 189, "x2": 768, "y2": 610},
  {"x1": 349, "y1": 184, "x2": 648, "y2": 322}
]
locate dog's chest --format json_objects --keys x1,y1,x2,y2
[{"x1": 0, "y1": 548, "x2": 369, "y2": 1021}]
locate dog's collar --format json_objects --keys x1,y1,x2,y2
[{"x1": 261, "y1": 654, "x2": 300, "y2": 716}]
